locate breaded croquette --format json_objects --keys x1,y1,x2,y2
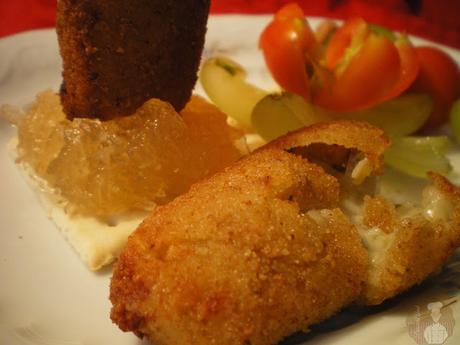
[
  {"x1": 359, "y1": 173, "x2": 460, "y2": 305},
  {"x1": 56, "y1": 0, "x2": 210, "y2": 120},
  {"x1": 110, "y1": 147, "x2": 369, "y2": 345},
  {"x1": 110, "y1": 121, "x2": 460, "y2": 345},
  {"x1": 269, "y1": 122, "x2": 460, "y2": 305}
]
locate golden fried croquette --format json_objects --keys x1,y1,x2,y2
[
  {"x1": 110, "y1": 147, "x2": 368, "y2": 345},
  {"x1": 359, "y1": 173, "x2": 460, "y2": 305},
  {"x1": 267, "y1": 120, "x2": 388, "y2": 173},
  {"x1": 110, "y1": 121, "x2": 460, "y2": 344},
  {"x1": 56, "y1": 0, "x2": 210, "y2": 120},
  {"x1": 280, "y1": 124, "x2": 460, "y2": 306}
]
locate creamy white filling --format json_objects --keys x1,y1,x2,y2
[
  {"x1": 422, "y1": 185, "x2": 453, "y2": 222},
  {"x1": 360, "y1": 227, "x2": 395, "y2": 267},
  {"x1": 340, "y1": 173, "x2": 453, "y2": 268}
]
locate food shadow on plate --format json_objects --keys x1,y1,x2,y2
[
  {"x1": 279, "y1": 300, "x2": 402, "y2": 345},
  {"x1": 280, "y1": 251, "x2": 460, "y2": 345},
  {"x1": 130, "y1": 252, "x2": 460, "y2": 345}
]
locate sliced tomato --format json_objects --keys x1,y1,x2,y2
[
  {"x1": 380, "y1": 36, "x2": 419, "y2": 101},
  {"x1": 274, "y1": 2, "x2": 305, "y2": 20},
  {"x1": 259, "y1": 3, "x2": 317, "y2": 99},
  {"x1": 411, "y1": 46, "x2": 460, "y2": 130},
  {"x1": 314, "y1": 34, "x2": 401, "y2": 112},
  {"x1": 314, "y1": 19, "x2": 338, "y2": 45},
  {"x1": 322, "y1": 21, "x2": 418, "y2": 109},
  {"x1": 260, "y1": 9, "x2": 419, "y2": 113},
  {"x1": 324, "y1": 17, "x2": 369, "y2": 70}
]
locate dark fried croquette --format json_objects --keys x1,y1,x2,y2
[{"x1": 56, "y1": 0, "x2": 210, "y2": 120}]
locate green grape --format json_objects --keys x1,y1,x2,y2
[
  {"x1": 384, "y1": 136, "x2": 452, "y2": 178},
  {"x1": 251, "y1": 92, "x2": 431, "y2": 141},
  {"x1": 249, "y1": 90, "x2": 448, "y2": 179},
  {"x1": 251, "y1": 93, "x2": 331, "y2": 141},
  {"x1": 341, "y1": 94, "x2": 432, "y2": 137},
  {"x1": 199, "y1": 57, "x2": 267, "y2": 128},
  {"x1": 449, "y1": 99, "x2": 460, "y2": 144}
]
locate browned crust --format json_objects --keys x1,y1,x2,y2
[
  {"x1": 56, "y1": 0, "x2": 210, "y2": 120},
  {"x1": 110, "y1": 148, "x2": 368, "y2": 345},
  {"x1": 362, "y1": 196, "x2": 397, "y2": 234},
  {"x1": 361, "y1": 212, "x2": 460, "y2": 305},
  {"x1": 109, "y1": 121, "x2": 460, "y2": 342},
  {"x1": 429, "y1": 172, "x2": 460, "y2": 200},
  {"x1": 265, "y1": 120, "x2": 390, "y2": 173},
  {"x1": 360, "y1": 173, "x2": 460, "y2": 305}
]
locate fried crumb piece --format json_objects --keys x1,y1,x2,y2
[
  {"x1": 363, "y1": 196, "x2": 396, "y2": 234},
  {"x1": 56, "y1": 0, "x2": 210, "y2": 120}
]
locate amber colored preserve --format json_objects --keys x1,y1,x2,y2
[{"x1": 17, "y1": 91, "x2": 242, "y2": 217}]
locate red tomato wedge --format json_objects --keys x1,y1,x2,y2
[
  {"x1": 412, "y1": 46, "x2": 460, "y2": 130},
  {"x1": 259, "y1": 3, "x2": 316, "y2": 99},
  {"x1": 314, "y1": 34, "x2": 401, "y2": 111},
  {"x1": 260, "y1": 4, "x2": 422, "y2": 113},
  {"x1": 274, "y1": 2, "x2": 305, "y2": 20},
  {"x1": 380, "y1": 37, "x2": 420, "y2": 101},
  {"x1": 325, "y1": 17, "x2": 369, "y2": 70}
]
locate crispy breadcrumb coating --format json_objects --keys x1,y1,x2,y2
[
  {"x1": 56, "y1": 0, "x2": 210, "y2": 119},
  {"x1": 110, "y1": 121, "x2": 460, "y2": 344},
  {"x1": 360, "y1": 173, "x2": 460, "y2": 305},
  {"x1": 111, "y1": 147, "x2": 368, "y2": 345},
  {"x1": 266, "y1": 120, "x2": 389, "y2": 173}
]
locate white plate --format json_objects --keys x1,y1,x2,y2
[{"x1": 1, "y1": 15, "x2": 460, "y2": 345}]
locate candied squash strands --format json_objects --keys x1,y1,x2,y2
[{"x1": 17, "y1": 91, "x2": 242, "y2": 216}]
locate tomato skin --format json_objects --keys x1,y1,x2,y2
[
  {"x1": 325, "y1": 17, "x2": 369, "y2": 70},
  {"x1": 324, "y1": 20, "x2": 419, "y2": 106},
  {"x1": 315, "y1": 34, "x2": 401, "y2": 112},
  {"x1": 411, "y1": 46, "x2": 460, "y2": 130},
  {"x1": 259, "y1": 3, "x2": 316, "y2": 99},
  {"x1": 381, "y1": 37, "x2": 419, "y2": 101},
  {"x1": 261, "y1": 8, "x2": 422, "y2": 113},
  {"x1": 274, "y1": 2, "x2": 304, "y2": 21}
]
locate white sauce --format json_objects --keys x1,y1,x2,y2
[
  {"x1": 422, "y1": 185, "x2": 453, "y2": 222},
  {"x1": 360, "y1": 227, "x2": 395, "y2": 267}
]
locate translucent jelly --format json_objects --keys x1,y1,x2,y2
[{"x1": 17, "y1": 91, "x2": 242, "y2": 217}]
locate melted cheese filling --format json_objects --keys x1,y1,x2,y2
[
  {"x1": 340, "y1": 177, "x2": 453, "y2": 268},
  {"x1": 422, "y1": 185, "x2": 453, "y2": 222}
]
